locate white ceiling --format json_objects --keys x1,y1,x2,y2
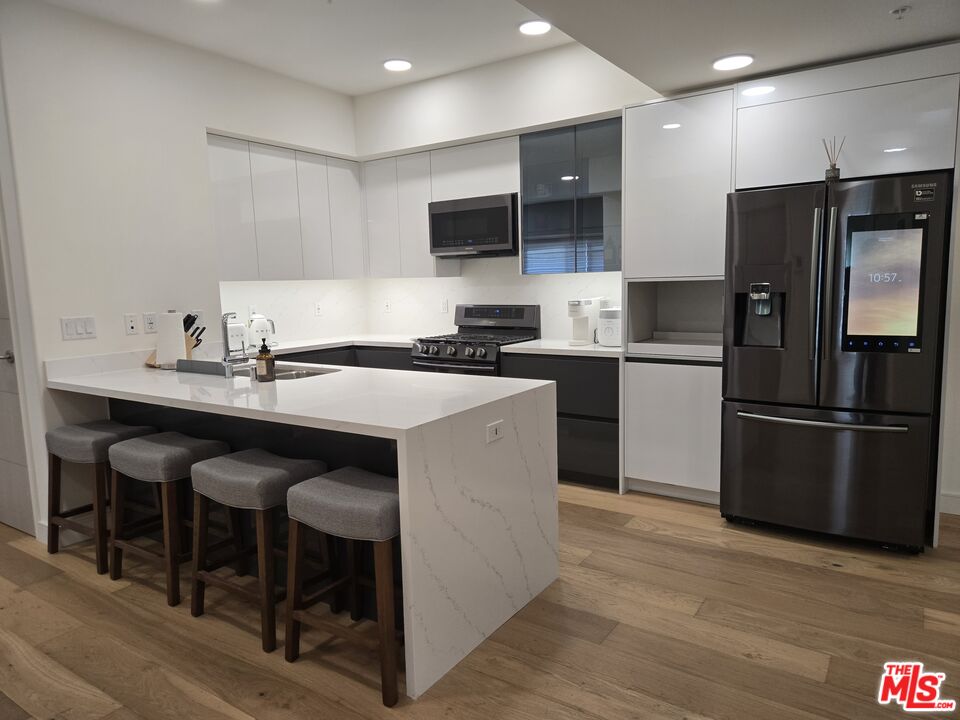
[
  {"x1": 516, "y1": 0, "x2": 960, "y2": 93},
  {"x1": 44, "y1": 0, "x2": 572, "y2": 96}
]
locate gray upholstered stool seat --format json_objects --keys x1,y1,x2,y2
[
  {"x1": 192, "y1": 449, "x2": 327, "y2": 510},
  {"x1": 45, "y1": 420, "x2": 156, "y2": 464},
  {"x1": 109, "y1": 431, "x2": 230, "y2": 483},
  {"x1": 287, "y1": 466, "x2": 400, "y2": 542}
]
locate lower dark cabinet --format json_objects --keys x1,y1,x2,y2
[
  {"x1": 279, "y1": 345, "x2": 414, "y2": 371},
  {"x1": 501, "y1": 352, "x2": 620, "y2": 490},
  {"x1": 558, "y1": 417, "x2": 619, "y2": 489}
]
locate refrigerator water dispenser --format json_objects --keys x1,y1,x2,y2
[{"x1": 734, "y1": 284, "x2": 784, "y2": 348}]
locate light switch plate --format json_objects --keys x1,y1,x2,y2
[
  {"x1": 314, "y1": 302, "x2": 323, "y2": 317},
  {"x1": 60, "y1": 316, "x2": 96, "y2": 340},
  {"x1": 440, "y1": 298, "x2": 449, "y2": 314}
]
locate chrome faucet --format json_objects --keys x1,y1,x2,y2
[{"x1": 221, "y1": 312, "x2": 248, "y2": 365}]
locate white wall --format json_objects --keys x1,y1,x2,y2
[
  {"x1": 221, "y1": 260, "x2": 622, "y2": 342},
  {"x1": 0, "y1": 0, "x2": 356, "y2": 537},
  {"x1": 354, "y1": 43, "x2": 656, "y2": 157}
]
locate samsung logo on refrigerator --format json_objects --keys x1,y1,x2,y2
[{"x1": 911, "y1": 182, "x2": 936, "y2": 202}]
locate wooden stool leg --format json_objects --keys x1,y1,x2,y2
[
  {"x1": 347, "y1": 539, "x2": 362, "y2": 621},
  {"x1": 191, "y1": 492, "x2": 209, "y2": 617},
  {"x1": 284, "y1": 518, "x2": 305, "y2": 663},
  {"x1": 228, "y1": 507, "x2": 247, "y2": 576},
  {"x1": 255, "y1": 508, "x2": 276, "y2": 652},
  {"x1": 373, "y1": 538, "x2": 398, "y2": 707},
  {"x1": 109, "y1": 470, "x2": 126, "y2": 580},
  {"x1": 328, "y1": 535, "x2": 342, "y2": 614},
  {"x1": 92, "y1": 462, "x2": 109, "y2": 574},
  {"x1": 161, "y1": 481, "x2": 182, "y2": 607},
  {"x1": 47, "y1": 453, "x2": 62, "y2": 554}
]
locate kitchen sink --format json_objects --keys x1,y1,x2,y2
[{"x1": 233, "y1": 364, "x2": 340, "y2": 381}]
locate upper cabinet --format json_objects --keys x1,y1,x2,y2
[
  {"x1": 249, "y1": 143, "x2": 304, "y2": 281},
  {"x1": 362, "y1": 157, "x2": 401, "y2": 278},
  {"x1": 207, "y1": 136, "x2": 365, "y2": 281},
  {"x1": 520, "y1": 117, "x2": 622, "y2": 275},
  {"x1": 736, "y1": 75, "x2": 959, "y2": 189},
  {"x1": 207, "y1": 135, "x2": 259, "y2": 281},
  {"x1": 623, "y1": 90, "x2": 733, "y2": 280},
  {"x1": 429, "y1": 137, "x2": 520, "y2": 201}
]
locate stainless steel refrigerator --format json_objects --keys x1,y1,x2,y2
[{"x1": 721, "y1": 171, "x2": 952, "y2": 550}]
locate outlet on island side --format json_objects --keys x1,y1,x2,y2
[{"x1": 486, "y1": 419, "x2": 504, "y2": 444}]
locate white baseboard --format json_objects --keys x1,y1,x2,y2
[
  {"x1": 625, "y1": 477, "x2": 720, "y2": 506},
  {"x1": 940, "y1": 491, "x2": 960, "y2": 517}
]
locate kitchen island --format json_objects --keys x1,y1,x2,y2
[{"x1": 45, "y1": 359, "x2": 559, "y2": 698}]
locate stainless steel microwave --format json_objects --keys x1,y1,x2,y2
[{"x1": 428, "y1": 193, "x2": 518, "y2": 257}]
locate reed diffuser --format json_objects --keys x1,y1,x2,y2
[{"x1": 823, "y1": 136, "x2": 845, "y2": 182}]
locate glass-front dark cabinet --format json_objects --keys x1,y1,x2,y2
[{"x1": 520, "y1": 117, "x2": 622, "y2": 274}]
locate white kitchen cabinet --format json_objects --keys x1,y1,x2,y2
[
  {"x1": 623, "y1": 90, "x2": 733, "y2": 279},
  {"x1": 397, "y1": 152, "x2": 459, "y2": 278},
  {"x1": 624, "y1": 360, "x2": 721, "y2": 493},
  {"x1": 206, "y1": 135, "x2": 259, "y2": 281},
  {"x1": 430, "y1": 136, "x2": 520, "y2": 201},
  {"x1": 736, "y1": 74, "x2": 959, "y2": 189},
  {"x1": 326, "y1": 157, "x2": 366, "y2": 279},
  {"x1": 249, "y1": 143, "x2": 304, "y2": 281},
  {"x1": 363, "y1": 157, "x2": 402, "y2": 278},
  {"x1": 296, "y1": 152, "x2": 334, "y2": 280}
]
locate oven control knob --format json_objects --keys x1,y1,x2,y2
[
  {"x1": 429, "y1": 345, "x2": 440, "y2": 356},
  {"x1": 415, "y1": 343, "x2": 425, "y2": 354},
  {"x1": 477, "y1": 347, "x2": 487, "y2": 358},
  {"x1": 464, "y1": 347, "x2": 475, "y2": 358},
  {"x1": 446, "y1": 345, "x2": 457, "y2": 356}
]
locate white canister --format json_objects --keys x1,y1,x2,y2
[
  {"x1": 598, "y1": 307, "x2": 622, "y2": 347},
  {"x1": 156, "y1": 311, "x2": 186, "y2": 369}
]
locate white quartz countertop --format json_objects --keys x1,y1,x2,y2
[
  {"x1": 271, "y1": 334, "x2": 622, "y2": 358},
  {"x1": 46, "y1": 362, "x2": 552, "y2": 440}
]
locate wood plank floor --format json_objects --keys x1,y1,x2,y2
[{"x1": 2, "y1": 486, "x2": 959, "y2": 719}]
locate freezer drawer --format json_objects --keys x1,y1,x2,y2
[{"x1": 721, "y1": 401, "x2": 931, "y2": 548}]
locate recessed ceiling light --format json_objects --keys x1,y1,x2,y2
[
  {"x1": 560, "y1": 175, "x2": 580, "y2": 181},
  {"x1": 661, "y1": 123, "x2": 681, "y2": 130},
  {"x1": 713, "y1": 54, "x2": 754, "y2": 71},
  {"x1": 742, "y1": 85, "x2": 775, "y2": 97},
  {"x1": 519, "y1": 20, "x2": 551, "y2": 35},
  {"x1": 383, "y1": 59, "x2": 412, "y2": 72},
  {"x1": 883, "y1": 147, "x2": 908, "y2": 153}
]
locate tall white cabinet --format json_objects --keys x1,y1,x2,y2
[
  {"x1": 623, "y1": 89, "x2": 733, "y2": 279},
  {"x1": 363, "y1": 157, "x2": 402, "y2": 278},
  {"x1": 296, "y1": 152, "x2": 334, "y2": 280},
  {"x1": 326, "y1": 158, "x2": 366, "y2": 279},
  {"x1": 207, "y1": 135, "x2": 260, "y2": 281}
]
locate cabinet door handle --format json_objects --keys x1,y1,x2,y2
[
  {"x1": 737, "y1": 411, "x2": 907, "y2": 433},
  {"x1": 0, "y1": 350, "x2": 13, "y2": 364}
]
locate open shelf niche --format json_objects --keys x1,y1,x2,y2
[{"x1": 625, "y1": 279, "x2": 723, "y2": 359}]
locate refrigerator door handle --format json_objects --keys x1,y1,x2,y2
[
  {"x1": 808, "y1": 206, "x2": 823, "y2": 361},
  {"x1": 822, "y1": 206, "x2": 838, "y2": 359},
  {"x1": 736, "y1": 411, "x2": 908, "y2": 433}
]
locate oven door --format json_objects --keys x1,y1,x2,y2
[
  {"x1": 412, "y1": 360, "x2": 499, "y2": 376},
  {"x1": 429, "y1": 193, "x2": 517, "y2": 257}
]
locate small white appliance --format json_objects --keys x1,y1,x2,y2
[
  {"x1": 246, "y1": 311, "x2": 276, "y2": 348},
  {"x1": 568, "y1": 297, "x2": 604, "y2": 346},
  {"x1": 598, "y1": 307, "x2": 622, "y2": 347}
]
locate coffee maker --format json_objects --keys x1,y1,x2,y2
[{"x1": 568, "y1": 298, "x2": 604, "y2": 346}]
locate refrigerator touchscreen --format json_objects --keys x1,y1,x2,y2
[{"x1": 842, "y1": 215, "x2": 926, "y2": 352}]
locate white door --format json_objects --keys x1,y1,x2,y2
[
  {"x1": 327, "y1": 158, "x2": 366, "y2": 279},
  {"x1": 0, "y1": 247, "x2": 31, "y2": 533},
  {"x1": 363, "y1": 157, "x2": 402, "y2": 278},
  {"x1": 296, "y1": 152, "x2": 335, "y2": 280},
  {"x1": 249, "y1": 142, "x2": 304, "y2": 280},
  {"x1": 207, "y1": 135, "x2": 259, "y2": 281}
]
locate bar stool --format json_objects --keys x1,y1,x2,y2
[
  {"x1": 285, "y1": 467, "x2": 401, "y2": 707},
  {"x1": 108, "y1": 431, "x2": 230, "y2": 606},
  {"x1": 45, "y1": 420, "x2": 156, "y2": 574},
  {"x1": 189, "y1": 449, "x2": 327, "y2": 652}
]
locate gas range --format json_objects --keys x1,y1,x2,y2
[{"x1": 411, "y1": 305, "x2": 540, "y2": 374}]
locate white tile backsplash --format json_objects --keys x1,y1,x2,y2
[{"x1": 220, "y1": 259, "x2": 621, "y2": 343}]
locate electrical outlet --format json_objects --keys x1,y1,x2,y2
[
  {"x1": 314, "y1": 302, "x2": 323, "y2": 317},
  {"x1": 60, "y1": 316, "x2": 96, "y2": 340},
  {"x1": 486, "y1": 420, "x2": 504, "y2": 444},
  {"x1": 440, "y1": 298, "x2": 449, "y2": 314},
  {"x1": 143, "y1": 312, "x2": 158, "y2": 334},
  {"x1": 123, "y1": 313, "x2": 140, "y2": 335},
  {"x1": 384, "y1": 299, "x2": 392, "y2": 314}
]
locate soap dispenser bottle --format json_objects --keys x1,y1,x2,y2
[{"x1": 256, "y1": 338, "x2": 276, "y2": 382}]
